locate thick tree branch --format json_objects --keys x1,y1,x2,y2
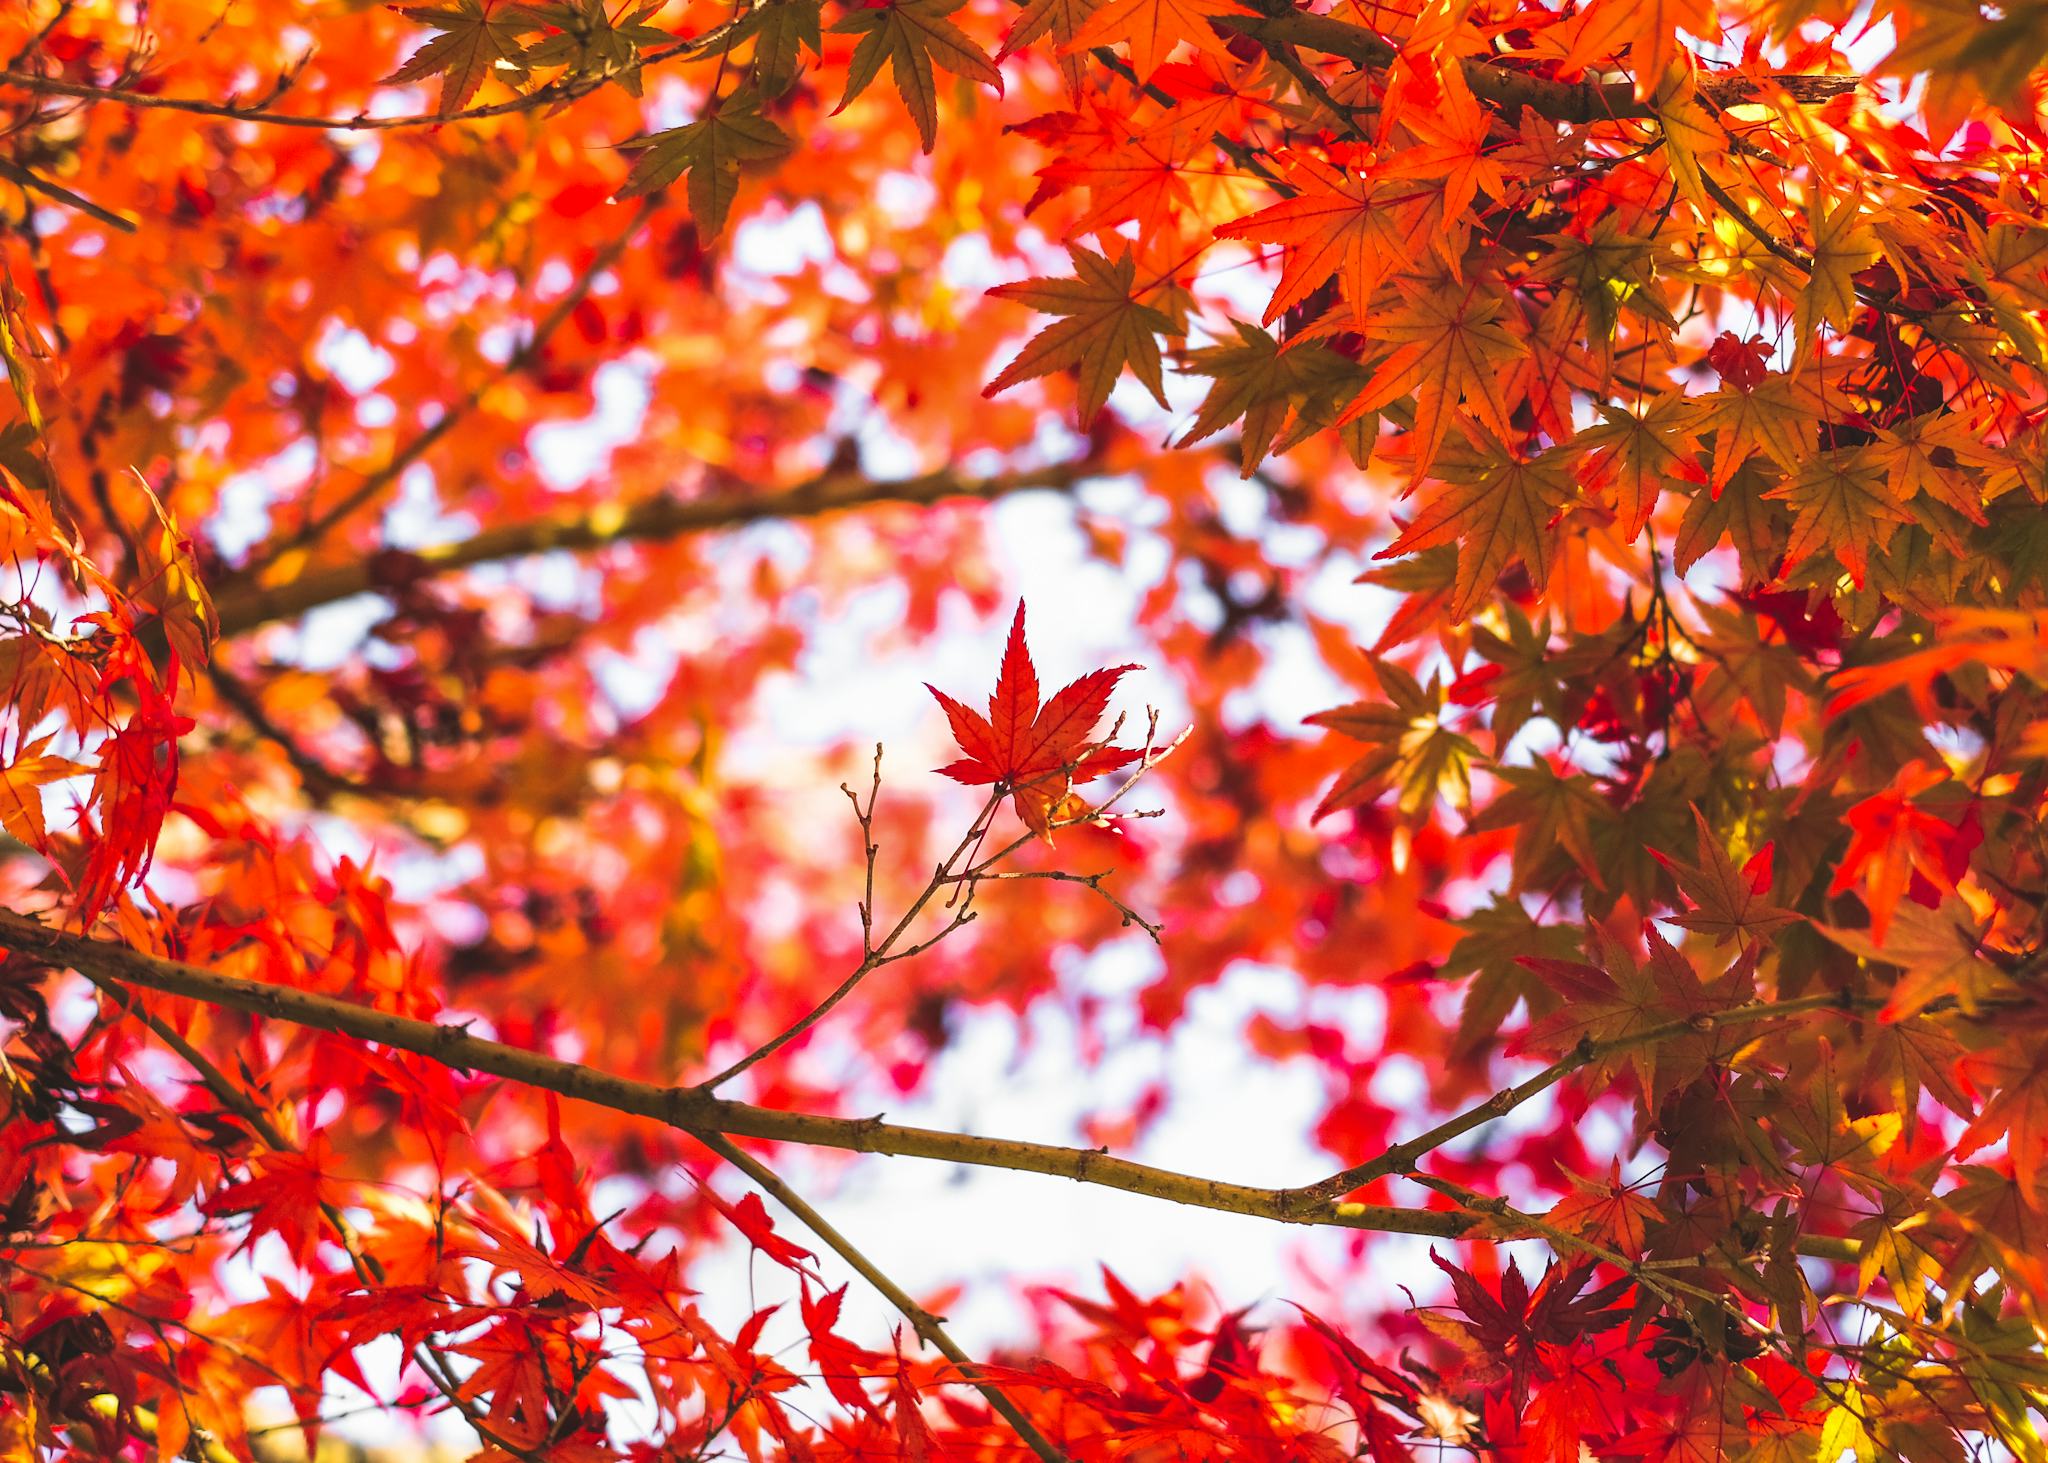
[
  {"x1": 0, "y1": 908, "x2": 1861, "y2": 1264},
  {"x1": 1214, "y1": 12, "x2": 1857, "y2": 125},
  {"x1": 0, "y1": 34, "x2": 722, "y2": 132},
  {"x1": 212, "y1": 461, "x2": 1095, "y2": 636}
]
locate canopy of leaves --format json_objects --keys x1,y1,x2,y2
[{"x1": 2, "y1": 0, "x2": 2048, "y2": 1460}]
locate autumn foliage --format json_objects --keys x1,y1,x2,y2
[{"x1": 4, "y1": 0, "x2": 2048, "y2": 1458}]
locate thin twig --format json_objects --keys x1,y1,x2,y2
[
  {"x1": 1285, "y1": 989, "x2": 1857, "y2": 1210},
  {"x1": 698, "y1": 786, "x2": 1006, "y2": 1090},
  {"x1": 700, "y1": 1131, "x2": 1072, "y2": 1463}
]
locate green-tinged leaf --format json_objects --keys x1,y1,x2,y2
[
  {"x1": 1374, "y1": 435, "x2": 1576, "y2": 623},
  {"x1": 732, "y1": 0, "x2": 824, "y2": 95},
  {"x1": 618, "y1": 92, "x2": 795, "y2": 235},
  {"x1": 387, "y1": 0, "x2": 537, "y2": 114},
  {"x1": 1180, "y1": 321, "x2": 1361, "y2": 476},
  {"x1": 984, "y1": 246, "x2": 1172, "y2": 427},
  {"x1": 1306, "y1": 660, "x2": 1475, "y2": 820},
  {"x1": 831, "y1": 0, "x2": 1002, "y2": 152},
  {"x1": 1467, "y1": 762, "x2": 1609, "y2": 891}
]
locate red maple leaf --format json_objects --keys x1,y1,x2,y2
[{"x1": 927, "y1": 600, "x2": 1141, "y2": 835}]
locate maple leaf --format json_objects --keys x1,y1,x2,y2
[
  {"x1": 1673, "y1": 458, "x2": 1787, "y2": 581},
  {"x1": 1179, "y1": 321, "x2": 1365, "y2": 475},
  {"x1": 1692, "y1": 374, "x2": 1812, "y2": 498},
  {"x1": 1066, "y1": 0, "x2": 1239, "y2": 81},
  {"x1": 1651, "y1": 806, "x2": 1801, "y2": 947},
  {"x1": 386, "y1": 0, "x2": 536, "y2": 115},
  {"x1": 1466, "y1": 761, "x2": 1608, "y2": 890},
  {"x1": 1868, "y1": 411, "x2": 2004, "y2": 528},
  {"x1": 1818, "y1": 895, "x2": 2011, "y2": 1023},
  {"x1": 1546, "y1": 1161, "x2": 1661, "y2": 1258},
  {"x1": 1305, "y1": 657, "x2": 1476, "y2": 821},
  {"x1": 1576, "y1": 395, "x2": 1704, "y2": 542},
  {"x1": 1825, "y1": 763, "x2": 1978, "y2": 944},
  {"x1": 515, "y1": 0, "x2": 672, "y2": 93},
  {"x1": 200, "y1": 1136, "x2": 348, "y2": 1267},
  {"x1": 1957, "y1": 1045, "x2": 2048, "y2": 1203},
  {"x1": 1573, "y1": 0, "x2": 1719, "y2": 96},
  {"x1": 729, "y1": 0, "x2": 825, "y2": 96},
  {"x1": 998, "y1": 0, "x2": 1107, "y2": 96},
  {"x1": 1441, "y1": 899, "x2": 1584, "y2": 1060},
  {"x1": 1214, "y1": 160, "x2": 1419, "y2": 327},
  {"x1": 802, "y1": 1284, "x2": 888, "y2": 1414},
  {"x1": 831, "y1": 0, "x2": 1003, "y2": 153},
  {"x1": 1427, "y1": 1252, "x2": 1629, "y2": 1404},
  {"x1": 0, "y1": 735, "x2": 89, "y2": 847},
  {"x1": 1373, "y1": 434, "x2": 1576, "y2": 623},
  {"x1": 618, "y1": 91, "x2": 795, "y2": 235},
  {"x1": 1655, "y1": 94, "x2": 1727, "y2": 214},
  {"x1": 1765, "y1": 446, "x2": 1916, "y2": 584},
  {"x1": 1773, "y1": 1040, "x2": 1904, "y2": 1201},
  {"x1": 704, "y1": 1189, "x2": 819, "y2": 1274},
  {"x1": 984, "y1": 246, "x2": 1173, "y2": 427},
  {"x1": 1341, "y1": 280, "x2": 1525, "y2": 479},
  {"x1": 1798, "y1": 194, "x2": 1882, "y2": 349},
  {"x1": 1034, "y1": 109, "x2": 1201, "y2": 247},
  {"x1": 926, "y1": 601, "x2": 1140, "y2": 835},
  {"x1": 1515, "y1": 925, "x2": 1730, "y2": 1106}
]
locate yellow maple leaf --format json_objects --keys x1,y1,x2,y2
[
  {"x1": 1798, "y1": 192, "x2": 1881, "y2": 348},
  {"x1": 0, "y1": 735, "x2": 91, "y2": 848}
]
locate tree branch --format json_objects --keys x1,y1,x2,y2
[
  {"x1": 239, "y1": 197, "x2": 657, "y2": 574},
  {"x1": 0, "y1": 907, "x2": 1874, "y2": 1268},
  {"x1": 701, "y1": 1131, "x2": 1072, "y2": 1463},
  {"x1": 0, "y1": 34, "x2": 724, "y2": 133},
  {"x1": 0, "y1": 156, "x2": 137, "y2": 232},
  {"x1": 1281, "y1": 990, "x2": 1858, "y2": 1211},
  {"x1": 1213, "y1": 12, "x2": 1856, "y2": 125},
  {"x1": 212, "y1": 461, "x2": 1097, "y2": 636}
]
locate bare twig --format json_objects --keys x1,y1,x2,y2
[{"x1": 698, "y1": 786, "x2": 1007, "y2": 1090}]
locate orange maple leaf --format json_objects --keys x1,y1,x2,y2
[
  {"x1": 983, "y1": 246, "x2": 1174, "y2": 427},
  {"x1": 1215, "y1": 156, "x2": 1426, "y2": 326},
  {"x1": 1066, "y1": 0, "x2": 1241, "y2": 81}
]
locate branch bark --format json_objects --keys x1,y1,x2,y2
[
  {"x1": 0, "y1": 34, "x2": 719, "y2": 132},
  {"x1": 212, "y1": 461, "x2": 1094, "y2": 637},
  {"x1": 0, "y1": 907, "x2": 1861, "y2": 1265},
  {"x1": 1214, "y1": 12, "x2": 1857, "y2": 125}
]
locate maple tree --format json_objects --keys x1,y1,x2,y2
[{"x1": 3, "y1": 0, "x2": 2048, "y2": 1456}]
